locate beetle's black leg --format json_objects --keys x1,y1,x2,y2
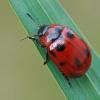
[
  {"x1": 29, "y1": 36, "x2": 45, "y2": 48},
  {"x1": 65, "y1": 75, "x2": 71, "y2": 87},
  {"x1": 22, "y1": 36, "x2": 45, "y2": 48},
  {"x1": 43, "y1": 50, "x2": 49, "y2": 65},
  {"x1": 60, "y1": 71, "x2": 71, "y2": 87},
  {"x1": 29, "y1": 36, "x2": 49, "y2": 65}
]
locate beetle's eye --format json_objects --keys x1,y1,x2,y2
[{"x1": 38, "y1": 25, "x2": 50, "y2": 37}]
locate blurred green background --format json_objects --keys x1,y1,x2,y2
[{"x1": 0, "y1": 0, "x2": 100, "y2": 100}]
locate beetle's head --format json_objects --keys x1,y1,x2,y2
[
  {"x1": 37, "y1": 25, "x2": 50, "y2": 37},
  {"x1": 20, "y1": 14, "x2": 50, "y2": 41}
]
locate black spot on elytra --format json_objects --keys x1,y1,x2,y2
[
  {"x1": 67, "y1": 31, "x2": 74, "y2": 39},
  {"x1": 49, "y1": 49, "x2": 56, "y2": 57},
  {"x1": 59, "y1": 61, "x2": 66, "y2": 66},
  {"x1": 74, "y1": 58, "x2": 81, "y2": 67},
  {"x1": 84, "y1": 49, "x2": 90, "y2": 56},
  {"x1": 56, "y1": 43, "x2": 65, "y2": 51}
]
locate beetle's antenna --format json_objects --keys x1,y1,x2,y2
[
  {"x1": 27, "y1": 13, "x2": 41, "y2": 27},
  {"x1": 20, "y1": 36, "x2": 30, "y2": 41}
]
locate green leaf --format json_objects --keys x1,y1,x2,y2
[{"x1": 9, "y1": 0, "x2": 100, "y2": 99}]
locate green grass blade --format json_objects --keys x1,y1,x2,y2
[{"x1": 9, "y1": 0, "x2": 100, "y2": 99}]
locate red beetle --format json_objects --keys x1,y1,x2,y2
[{"x1": 22, "y1": 13, "x2": 92, "y2": 87}]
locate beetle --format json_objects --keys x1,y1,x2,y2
[{"x1": 21, "y1": 13, "x2": 92, "y2": 87}]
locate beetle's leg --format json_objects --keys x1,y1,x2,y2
[
  {"x1": 65, "y1": 76, "x2": 71, "y2": 87},
  {"x1": 60, "y1": 71, "x2": 71, "y2": 87},
  {"x1": 21, "y1": 36, "x2": 49, "y2": 65},
  {"x1": 21, "y1": 36, "x2": 45, "y2": 48},
  {"x1": 43, "y1": 50, "x2": 49, "y2": 65},
  {"x1": 29, "y1": 36, "x2": 45, "y2": 48}
]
